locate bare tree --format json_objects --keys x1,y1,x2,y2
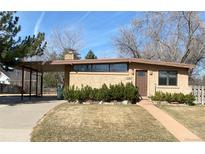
[
  {"x1": 113, "y1": 19, "x2": 146, "y2": 58},
  {"x1": 113, "y1": 11, "x2": 205, "y2": 75},
  {"x1": 43, "y1": 26, "x2": 84, "y2": 88},
  {"x1": 43, "y1": 51, "x2": 64, "y2": 88},
  {"x1": 47, "y1": 26, "x2": 84, "y2": 59}
]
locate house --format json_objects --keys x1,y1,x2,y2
[
  {"x1": 16, "y1": 52, "x2": 194, "y2": 98},
  {"x1": 0, "y1": 71, "x2": 10, "y2": 85},
  {"x1": 52, "y1": 52, "x2": 194, "y2": 97}
]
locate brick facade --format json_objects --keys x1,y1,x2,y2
[{"x1": 64, "y1": 63, "x2": 191, "y2": 97}]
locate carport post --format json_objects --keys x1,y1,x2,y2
[
  {"x1": 29, "y1": 69, "x2": 32, "y2": 100},
  {"x1": 21, "y1": 67, "x2": 24, "y2": 101},
  {"x1": 40, "y1": 72, "x2": 43, "y2": 96},
  {"x1": 36, "y1": 71, "x2": 38, "y2": 96}
]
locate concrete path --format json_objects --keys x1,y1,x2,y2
[
  {"x1": 138, "y1": 100, "x2": 203, "y2": 142},
  {"x1": 0, "y1": 100, "x2": 65, "y2": 142}
]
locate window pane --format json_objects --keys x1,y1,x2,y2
[
  {"x1": 159, "y1": 70, "x2": 177, "y2": 86},
  {"x1": 73, "y1": 65, "x2": 91, "y2": 72},
  {"x1": 168, "y1": 71, "x2": 177, "y2": 85},
  {"x1": 110, "y1": 63, "x2": 127, "y2": 72},
  {"x1": 138, "y1": 71, "x2": 145, "y2": 76},
  {"x1": 169, "y1": 77, "x2": 177, "y2": 85},
  {"x1": 159, "y1": 71, "x2": 168, "y2": 85},
  {"x1": 168, "y1": 71, "x2": 177, "y2": 77},
  {"x1": 92, "y1": 64, "x2": 109, "y2": 72},
  {"x1": 74, "y1": 65, "x2": 86, "y2": 71},
  {"x1": 159, "y1": 77, "x2": 167, "y2": 85},
  {"x1": 87, "y1": 65, "x2": 92, "y2": 71},
  {"x1": 159, "y1": 71, "x2": 167, "y2": 77}
]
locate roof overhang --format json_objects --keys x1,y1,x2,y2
[
  {"x1": 51, "y1": 58, "x2": 195, "y2": 69},
  {"x1": 15, "y1": 61, "x2": 65, "y2": 72},
  {"x1": 14, "y1": 58, "x2": 195, "y2": 72}
]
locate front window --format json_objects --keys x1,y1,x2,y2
[
  {"x1": 73, "y1": 63, "x2": 128, "y2": 72},
  {"x1": 159, "y1": 70, "x2": 177, "y2": 86},
  {"x1": 73, "y1": 64, "x2": 91, "y2": 72},
  {"x1": 92, "y1": 64, "x2": 109, "y2": 72},
  {"x1": 110, "y1": 63, "x2": 128, "y2": 72}
]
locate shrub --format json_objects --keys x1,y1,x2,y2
[
  {"x1": 150, "y1": 91, "x2": 165, "y2": 101},
  {"x1": 63, "y1": 85, "x2": 76, "y2": 102},
  {"x1": 63, "y1": 83, "x2": 140, "y2": 103},
  {"x1": 81, "y1": 85, "x2": 93, "y2": 101},
  {"x1": 109, "y1": 84, "x2": 118, "y2": 100},
  {"x1": 176, "y1": 93, "x2": 186, "y2": 104},
  {"x1": 164, "y1": 92, "x2": 172, "y2": 103},
  {"x1": 89, "y1": 88, "x2": 98, "y2": 101},
  {"x1": 184, "y1": 94, "x2": 196, "y2": 106},
  {"x1": 100, "y1": 84, "x2": 111, "y2": 102},
  {"x1": 151, "y1": 91, "x2": 195, "y2": 105},
  {"x1": 109, "y1": 83, "x2": 125, "y2": 101},
  {"x1": 124, "y1": 82, "x2": 140, "y2": 103},
  {"x1": 75, "y1": 88, "x2": 85, "y2": 103}
]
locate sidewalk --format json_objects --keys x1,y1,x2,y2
[{"x1": 138, "y1": 100, "x2": 203, "y2": 142}]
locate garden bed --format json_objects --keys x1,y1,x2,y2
[{"x1": 63, "y1": 83, "x2": 141, "y2": 104}]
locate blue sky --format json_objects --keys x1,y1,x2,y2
[{"x1": 17, "y1": 11, "x2": 140, "y2": 58}]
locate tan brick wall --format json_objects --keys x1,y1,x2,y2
[
  {"x1": 130, "y1": 63, "x2": 191, "y2": 96},
  {"x1": 67, "y1": 63, "x2": 191, "y2": 96},
  {"x1": 70, "y1": 71, "x2": 134, "y2": 88}
]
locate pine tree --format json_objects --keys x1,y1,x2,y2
[
  {"x1": 0, "y1": 11, "x2": 46, "y2": 71},
  {"x1": 85, "y1": 50, "x2": 97, "y2": 59}
]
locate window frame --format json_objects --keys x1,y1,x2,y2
[
  {"x1": 73, "y1": 63, "x2": 129, "y2": 72},
  {"x1": 109, "y1": 63, "x2": 129, "y2": 72},
  {"x1": 158, "y1": 70, "x2": 178, "y2": 86},
  {"x1": 91, "y1": 63, "x2": 110, "y2": 72}
]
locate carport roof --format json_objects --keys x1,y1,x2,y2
[
  {"x1": 15, "y1": 58, "x2": 194, "y2": 72},
  {"x1": 15, "y1": 61, "x2": 65, "y2": 72}
]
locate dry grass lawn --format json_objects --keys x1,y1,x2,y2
[
  {"x1": 160, "y1": 105, "x2": 205, "y2": 140},
  {"x1": 31, "y1": 104, "x2": 177, "y2": 142}
]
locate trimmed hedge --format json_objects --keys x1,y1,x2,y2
[
  {"x1": 150, "y1": 91, "x2": 196, "y2": 106},
  {"x1": 63, "y1": 83, "x2": 140, "y2": 104}
]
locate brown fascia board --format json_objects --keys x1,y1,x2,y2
[
  {"x1": 51, "y1": 58, "x2": 195, "y2": 69},
  {"x1": 129, "y1": 58, "x2": 195, "y2": 69},
  {"x1": 51, "y1": 58, "x2": 130, "y2": 65}
]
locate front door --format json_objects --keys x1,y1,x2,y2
[{"x1": 135, "y1": 70, "x2": 147, "y2": 96}]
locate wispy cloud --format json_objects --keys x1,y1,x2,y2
[
  {"x1": 34, "y1": 11, "x2": 45, "y2": 35},
  {"x1": 76, "y1": 11, "x2": 90, "y2": 24}
]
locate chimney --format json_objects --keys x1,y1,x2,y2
[
  {"x1": 64, "y1": 49, "x2": 76, "y2": 60},
  {"x1": 64, "y1": 51, "x2": 75, "y2": 60}
]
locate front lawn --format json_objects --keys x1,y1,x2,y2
[
  {"x1": 159, "y1": 105, "x2": 205, "y2": 140},
  {"x1": 31, "y1": 104, "x2": 177, "y2": 141}
]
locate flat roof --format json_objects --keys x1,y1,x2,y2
[
  {"x1": 15, "y1": 58, "x2": 194, "y2": 72},
  {"x1": 16, "y1": 61, "x2": 65, "y2": 72},
  {"x1": 51, "y1": 58, "x2": 195, "y2": 69}
]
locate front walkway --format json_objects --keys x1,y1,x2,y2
[
  {"x1": 0, "y1": 98, "x2": 65, "y2": 141},
  {"x1": 138, "y1": 100, "x2": 203, "y2": 142}
]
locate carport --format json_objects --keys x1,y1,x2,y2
[{"x1": 14, "y1": 61, "x2": 66, "y2": 100}]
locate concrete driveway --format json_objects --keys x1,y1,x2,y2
[{"x1": 0, "y1": 98, "x2": 65, "y2": 142}]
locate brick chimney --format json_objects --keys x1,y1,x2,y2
[
  {"x1": 64, "y1": 51, "x2": 74, "y2": 60},
  {"x1": 64, "y1": 49, "x2": 76, "y2": 60}
]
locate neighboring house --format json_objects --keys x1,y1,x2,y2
[
  {"x1": 0, "y1": 71, "x2": 10, "y2": 84},
  {"x1": 16, "y1": 52, "x2": 194, "y2": 97}
]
